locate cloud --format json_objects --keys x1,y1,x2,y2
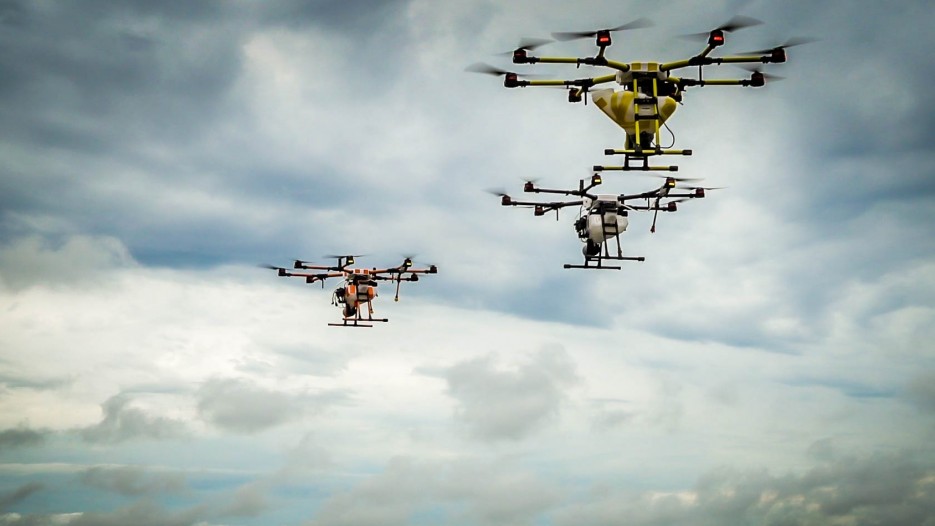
[
  {"x1": 907, "y1": 371, "x2": 935, "y2": 414},
  {"x1": 423, "y1": 346, "x2": 579, "y2": 441},
  {"x1": 0, "y1": 235, "x2": 134, "y2": 291},
  {"x1": 307, "y1": 456, "x2": 560, "y2": 526},
  {"x1": 0, "y1": 482, "x2": 43, "y2": 512},
  {"x1": 0, "y1": 427, "x2": 46, "y2": 451},
  {"x1": 79, "y1": 466, "x2": 185, "y2": 497},
  {"x1": 196, "y1": 377, "x2": 349, "y2": 433},
  {"x1": 61, "y1": 500, "x2": 208, "y2": 526},
  {"x1": 552, "y1": 451, "x2": 935, "y2": 526},
  {"x1": 79, "y1": 393, "x2": 186, "y2": 444}
]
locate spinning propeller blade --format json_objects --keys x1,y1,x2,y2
[
  {"x1": 740, "y1": 64, "x2": 785, "y2": 83},
  {"x1": 651, "y1": 174, "x2": 703, "y2": 182},
  {"x1": 498, "y1": 37, "x2": 552, "y2": 55},
  {"x1": 740, "y1": 36, "x2": 818, "y2": 55},
  {"x1": 551, "y1": 17, "x2": 653, "y2": 41},
  {"x1": 680, "y1": 15, "x2": 764, "y2": 41},
  {"x1": 465, "y1": 63, "x2": 514, "y2": 77}
]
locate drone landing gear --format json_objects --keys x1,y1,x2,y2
[
  {"x1": 330, "y1": 300, "x2": 388, "y2": 328},
  {"x1": 595, "y1": 146, "x2": 692, "y2": 173},
  {"x1": 565, "y1": 236, "x2": 644, "y2": 270},
  {"x1": 329, "y1": 316, "x2": 389, "y2": 328}
]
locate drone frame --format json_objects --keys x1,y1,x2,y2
[
  {"x1": 491, "y1": 22, "x2": 787, "y2": 171},
  {"x1": 268, "y1": 255, "x2": 437, "y2": 327},
  {"x1": 498, "y1": 174, "x2": 706, "y2": 269}
]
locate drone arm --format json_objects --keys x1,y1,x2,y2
[
  {"x1": 532, "y1": 55, "x2": 632, "y2": 72},
  {"x1": 663, "y1": 52, "x2": 776, "y2": 73},
  {"x1": 670, "y1": 75, "x2": 761, "y2": 89},
  {"x1": 526, "y1": 73, "x2": 616, "y2": 88},
  {"x1": 526, "y1": 187, "x2": 582, "y2": 197},
  {"x1": 294, "y1": 262, "x2": 341, "y2": 271}
]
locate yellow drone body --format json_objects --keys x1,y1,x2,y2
[{"x1": 591, "y1": 88, "x2": 678, "y2": 137}]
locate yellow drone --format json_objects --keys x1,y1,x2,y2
[{"x1": 470, "y1": 16, "x2": 809, "y2": 172}]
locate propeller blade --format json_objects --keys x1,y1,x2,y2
[
  {"x1": 498, "y1": 37, "x2": 552, "y2": 55},
  {"x1": 678, "y1": 185, "x2": 725, "y2": 190},
  {"x1": 552, "y1": 17, "x2": 653, "y2": 41},
  {"x1": 679, "y1": 15, "x2": 763, "y2": 41},
  {"x1": 608, "y1": 17, "x2": 654, "y2": 32},
  {"x1": 740, "y1": 36, "x2": 818, "y2": 55},
  {"x1": 651, "y1": 174, "x2": 703, "y2": 182},
  {"x1": 465, "y1": 63, "x2": 542, "y2": 78},
  {"x1": 718, "y1": 15, "x2": 763, "y2": 33},
  {"x1": 740, "y1": 64, "x2": 785, "y2": 82},
  {"x1": 465, "y1": 62, "x2": 511, "y2": 76}
]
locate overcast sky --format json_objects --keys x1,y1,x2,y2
[{"x1": 1, "y1": 0, "x2": 934, "y2": 524}]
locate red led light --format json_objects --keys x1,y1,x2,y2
[{"x1": 596, "y1": 30, "x2": 611, "y2": 47}]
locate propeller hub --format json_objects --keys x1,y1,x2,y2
[
  {"x1": 709, "y1": 29, "x2": 725, "y2": 46},
  {"x1": 504, "y1": 72, "x2": 519, "y2": 88},
  {"x1": 750, "y1": 71, "x2": 765, "y2": 87},
  {"x1": 596, "y1": 30, "x2": 612, "y2": 47}
]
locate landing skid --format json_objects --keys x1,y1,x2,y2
[
  {"x1": 564, "y1": 255, "x2": 644, "y2": 270},
  {"x1": 328, "y1": 317, "x2": 389, "y2": 328}
]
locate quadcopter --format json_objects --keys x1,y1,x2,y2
[
  {"x1": 470, "y1": 16, "x2": 807, "y2": 171},
  {"x1": 493, "y1": 174, "x2": 710, "y2": 269},
  {"x1": 265, "y1": 255, "x2": 437, "y2": 327}
]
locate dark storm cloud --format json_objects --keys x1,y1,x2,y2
[
  {"x1": 0, "y1": 426, "x2": 46, "y2": 451},
  {"x1": 0, "y1": 0, "x2": 429, "y2": 270},
  {"x1": 79, "y1": 466, "x2": 186, "y2": 497},
  {"x1": 553, "y1": 450, "x2": 935, "y2": 526},
  {"x1": 196, "y1": 377, "x2": 350, "y2": 433},
  {"x1": 79, "y1": 393, "x2": 187, "y2": 444},
  {"x1": 422, "y1": 346, "x2": 579, "y2": 441},
  {"x1": 0, "y1": 482, "x2": 43, "y2": 512}
]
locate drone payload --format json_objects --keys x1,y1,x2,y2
[{"x1": 473, "y1": 15, "x2": 805, "y2": 268}]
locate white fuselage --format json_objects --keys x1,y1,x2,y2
[{"x1": 578, "y1": 195, "x2": 628, "y2": 244}]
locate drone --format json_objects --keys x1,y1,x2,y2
[
  {"x1": 265, "y1": 255, "x2": 437, "y2": 327},
  {"x1": 493, "y1": 174, "x2": 711, "y2": 269},
  {"x1": 469, "y1": 16, "x2": 808, "y2": 171}
]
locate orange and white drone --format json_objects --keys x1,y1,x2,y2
[{"x1": 265, "y1": 255, "x2": 437, "y2": 327}]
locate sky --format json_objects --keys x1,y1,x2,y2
[{"x1": 1, "y1": 0, "x2": 934, "y2": 524}]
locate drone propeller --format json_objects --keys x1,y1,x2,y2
[
  {"x1": 551, "y1": 17, "x2": 653, "y2": 41},
  {"x1": 680, "y1": 15, "x2": 764, "y2": 41},
  {"x1": 677, "y1": 185, "x2": 725, "y2": 190},
  {"x1": 465, "y1": 62, "x2": 541, "y2": 78},
  {"x1": 498, "y1": 37, "x2": 552, "y2": 55},
  {"x1": 740, "y1": 64, "x2": 785, "y2": 84},
  {"x1": 650, "y1": 174, "x2": 703, "y2": 183},
  {"x1": 740, "y1": 36, "x2": 818, "y2": 55},
  {"x1": 485, "y1": 188, "x2": 515, "y2": 206}
]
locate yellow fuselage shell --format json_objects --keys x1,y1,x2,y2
[{"x1": 591, "y1": 88, "x2": 678, "y2": 138}]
